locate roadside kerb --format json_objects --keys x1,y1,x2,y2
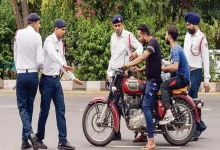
[{"x1": 0, "y1": 80, "x2": 220, "y2": 92}]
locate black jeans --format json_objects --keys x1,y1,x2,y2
[{"x1": 160, "y1": 75, "x2": 189, "y2": 110}]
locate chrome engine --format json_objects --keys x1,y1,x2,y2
[
  {"x1": 124, "y1": 95, "x2": 146, "y2": 130},
  {"x1": 129, "y1": 109, "x2": 146, "y2": 130}
]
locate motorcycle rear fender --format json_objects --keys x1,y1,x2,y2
[
  {"x1": 173, "y1": 95, "x2": 201, "y2": 122},
  {"x1": 88, "y1": 97, "x2": 120, "y2": 133}
]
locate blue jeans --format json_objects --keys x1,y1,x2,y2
[
  {"x1": 36, "y1": 74, "x2": 67, "y2": 143},
  {"x1": 189, "y1": 69, "x2": 202, "y2": 99},
  {"x1": 189, "y1": 69, "x2": 207, "y2": 138},
  {"x1": 142, "y1": 80, "x2": 160, "y2": 138},
  {"x1": 16, "y1": 72, "x2": 39, "y2": 141}
]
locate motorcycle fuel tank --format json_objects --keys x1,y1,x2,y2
[{"x1": 122, "y1": 77, "x2": 145, "y2": 95}]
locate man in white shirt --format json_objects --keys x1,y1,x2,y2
[
  {"x1": 107, "y1": 14, "x2": 144, "y2": 141},
  {"x1": 14, "y1": 13, "x2": 43, "y2": 150},
  {"x1": 183, "y1": 12, "x2": 210, "y2": 141},
  {"x1": 35, "y1": 19, "x2": 83, "y2": 150}
]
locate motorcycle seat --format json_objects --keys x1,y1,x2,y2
[
  {"x1": 156, "y1": 86, "x2": 189, "y2": 95},
  {"x1": 172, "y1": 86, "x2": 188, "y2": 94}
]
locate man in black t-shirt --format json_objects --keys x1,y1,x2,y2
[{"x1": 124, "y1": 24, "x2": 162, "y2": 149}]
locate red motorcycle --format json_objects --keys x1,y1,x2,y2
[{"x1": 82, "y1": 68, "x2": 203, "y2": 146}]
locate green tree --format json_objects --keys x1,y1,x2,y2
[{"x1": 0, "y1": 1, "x2": 16, "y2": 79}]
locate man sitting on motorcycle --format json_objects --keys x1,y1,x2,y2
[{"x1": 159, "y1": 25, "x2": 190, "y2": 125}]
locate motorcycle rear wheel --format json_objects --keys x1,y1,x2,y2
[
  {"x1": 82, "y1": 102, "x2": 115, "y2": 146},
  {"x1": 162, "y1": 97, "x2": 196, "y2": 146}
]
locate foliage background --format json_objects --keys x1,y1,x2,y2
[{"x1": 1, "y1": 0, "x2": 220, "y2": 81}]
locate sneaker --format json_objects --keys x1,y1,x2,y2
[{"x1": 159, "y1": 113, "x2": 175, "y2": 125}]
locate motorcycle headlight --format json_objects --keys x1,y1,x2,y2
[
  {"x1": 197, "y1": 103, "x2": 203, "y2": 109},
  {"x1": 111, "y1": 86, "x2": 117, "y2": 93}
]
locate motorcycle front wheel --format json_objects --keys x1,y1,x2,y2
[
  {"x1": 162, "y1": 97, "x2": 196, "y2": 146},
  {"x1": 82, "y1": 102, "x2": 115, "y2": 146}
]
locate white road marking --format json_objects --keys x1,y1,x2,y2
[
  {"x1": 107, "y1": 146, "x2": 180, "y2": 149},
  {"x1": 80, "y1": 109, "x2": 84, "y2": 111},
  {"x1": 202, "y1": 108, "x2": 211, "y2": 111},
  {"x1": 0, "y1": 105, "x2": 16, "y2": 108}
]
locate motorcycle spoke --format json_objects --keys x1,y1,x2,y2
[
  {"x1": 85, "y1": 103, "x2": 114, "y2": 141},
  {"x1": 165, "y1": 102, "x2": 193, "y2": 140}
]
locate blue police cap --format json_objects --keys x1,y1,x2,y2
[
  {"x1": 112, "y1": 14, "x2": 123, "y2": 24},
  {"x1": 28, "y1": 13, "x2": 40, "y2": 22},
  {"x1": 184, "y1": 12, "x2": 200, "y2": 25},
  {"x1": 54, "y1": 19, "x2": 67, "y2": 28}
]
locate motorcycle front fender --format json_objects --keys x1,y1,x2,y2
[
  {"x1": 88, "y1": 97, "x2": 120, "y2": 133},
  {"x1": 173, "y1": 95, "x2": 201, "y2": 122}
]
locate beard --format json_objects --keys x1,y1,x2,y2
[
  {"x1": 188, "y1": 28, "x2": 196, "y2": 34},
  {"x1": 165, "y1": 38, "x2": 170, "y2": 45},
  {"x1": 140, "y1": 40, "x2": 147, "y2": 46}
]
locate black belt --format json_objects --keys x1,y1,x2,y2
[{"x1": 42, "y1": 74, "x2": 59, "y2": 78}]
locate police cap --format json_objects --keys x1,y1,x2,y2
[
  {"x1": 28, "y1": 13, "x2": 40, "y2": 22},
  {"x1": 54, "y1": 19, "x2": 67, "y2": 28},
  {"x1": 112, "y1": 14, "x2": 123, "y2": 24}
]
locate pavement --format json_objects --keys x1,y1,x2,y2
[{"x1": 0, "y1": 93, "x2": 220, "y2": 150}]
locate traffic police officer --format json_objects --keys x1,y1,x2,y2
[
  {"x1": 14, "y1": 13, "x2": 43, "y2": 150},
  {"x1": 107, "y1": 14, "x2": 144, "y2": 141},
  {"x1": 183, "y1": 12, "x2": 210, "y2": 141},
  {"x1": 36, "y1": 19, "x2": 83, "y2": 150}
]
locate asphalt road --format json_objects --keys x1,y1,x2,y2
[{"x1": 0, "y1": 92, "x2": 219, "y2": 150}]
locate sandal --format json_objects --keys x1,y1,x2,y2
[{"x1": 141, "y1": 146, "x2": 156, "y2": 150}]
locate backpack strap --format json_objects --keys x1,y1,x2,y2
[
  {"x1": 62, "y1": 42, "x2": 65, "y2": 55},
  {"x1": 190, "y1": 36, "x2": 205, "y2": 56},
  {"x1": 129, "y1": 34, "x2": 132, "y2": 53}
]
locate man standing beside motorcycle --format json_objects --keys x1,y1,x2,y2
[
  {"x1": 183, "y1": 12, "x2": 210, "y2": 141},
  {"x1": 159, "y1": 25, "x2": 190, "y2": 125},
  {"x1": 106, "y1": 14, "x2": 144, "y2": 141},
  {"x1": 124, "y1": 24, "x2": 162, "y2": 150}
]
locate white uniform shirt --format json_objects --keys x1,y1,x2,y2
[
  {"x1": 183, "y1": 29, "x2": 211, "y2": 83},
  {"x1": 41, "y1": 33, "x2": 76, "y2": 80},
  {"x1": 14, "y1": 26, "x2": 44, "y2": 70},
  {"x1": 107, "y1": 29, "x2": 143, "y2": 74}
]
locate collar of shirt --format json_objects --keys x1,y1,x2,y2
[
  {"x1": 113, "y1": 29, "x2": 126, "y2": 38},
  {"x1": 51, "y1": 33, "x2": 62, "y2": 43},
  {"x1": 27, "y1": 25, "x2": 35, "y2": 31},
  {"x1": 191, "y1": 29, "x2": 201, "y2": 38}
]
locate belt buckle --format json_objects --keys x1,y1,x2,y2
[
  {"x1": 190, "y1": 67, "x2": 197, "y2": 71},
  {"x1": 52, "y1": 75, "x2": 56, "y2": 78}
]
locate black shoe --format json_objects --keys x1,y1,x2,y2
[
  {"x1": 57, "y1": 141, "x2": 75, "y2": 150},
  {"x1": 191, "y1": 136, "x2": 198, "y2": 141},
  {"x1": 112, "y1": 131, "x2": 121, "y2": 140},
  {"x1": 37, "y1": 141, "x2": 48, "y2": 149},
  {"x1": 21, "y1": 141, "x2": 32, "y2": 150},
  {"x1": 29, "y1": 133, "x2": 39, "y2": 150}
]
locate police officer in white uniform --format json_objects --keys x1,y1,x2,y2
[
  {"x1": 107, "y1": 14, "x2": 143, "y2": 76},
  {"x1": 36, "y1": 19, "x2": 83, "y2": 150},
  {"x1": 107, "y1": 14, "x2": 144, "y2": 141},
  {"x1": 14, "y1": 13, "x2": 43, "y2": 150},
  {"x1": 183, "y1": 12, "x2": 210, "y2": 141}
]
